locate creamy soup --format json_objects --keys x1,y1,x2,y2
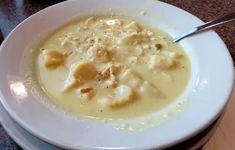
[{"x1": 37, "y1": 16, "x2": 190, "y2": 119}]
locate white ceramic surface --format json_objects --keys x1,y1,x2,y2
[
  {"x1": 0, "y1": 102, "x2": 61, "y2": 150},
  {"x1": 0, "y1": 97, "x2": 224, "y2": 150},
  {"x1": 0, "y1": 0, "x2": 233, "y2": 149}
]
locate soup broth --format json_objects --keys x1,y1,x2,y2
[{"x1": 37, "y1": 16, "x2": 190, "y2": 119}]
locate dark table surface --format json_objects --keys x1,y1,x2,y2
[{"x1": 0, "y1": 0, "x2": 235, "y2": 149}]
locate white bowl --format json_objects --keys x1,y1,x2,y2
[{"x1": 0, "y1": 0, "x2": 234, "y2": 149}]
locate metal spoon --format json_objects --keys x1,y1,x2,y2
[{"x1": 173, "y1": 12, "x2": 235, "y2": 43}]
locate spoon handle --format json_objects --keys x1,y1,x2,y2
[{"x1": 173, "y1": 12, "x2": 235, "y2": 42}]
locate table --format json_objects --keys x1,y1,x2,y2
[{"x1": 0, "y1": 0, "x2": 235, "y2": 149}]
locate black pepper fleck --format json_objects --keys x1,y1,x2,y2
[{"x1": 155, "y1": 43, "x2": 162, "y2": 50}]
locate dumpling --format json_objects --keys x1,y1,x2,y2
[
  {"x1": 148, "y1": 55, "x2": 176, "y2": 69},
  {"x1": 63, "y1": 62, "x2": 97, "y2": 91},
  {"x1": 98, "y1": 85, "x2": 135, "y2": 108},
  {"x1": 42, "y1": 50, "x2": 64, "y2": 69},
  {"x1": 120, "y1": 69, "x2": 142, "y2": 89}
]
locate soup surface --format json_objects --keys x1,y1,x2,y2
[{"x1": 37, "y1": 16, "x2": 190, "y2": 119}]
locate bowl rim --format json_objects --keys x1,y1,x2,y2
[{"x1": 0, "y1": 0, "x2": 234, "y2": 149}]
